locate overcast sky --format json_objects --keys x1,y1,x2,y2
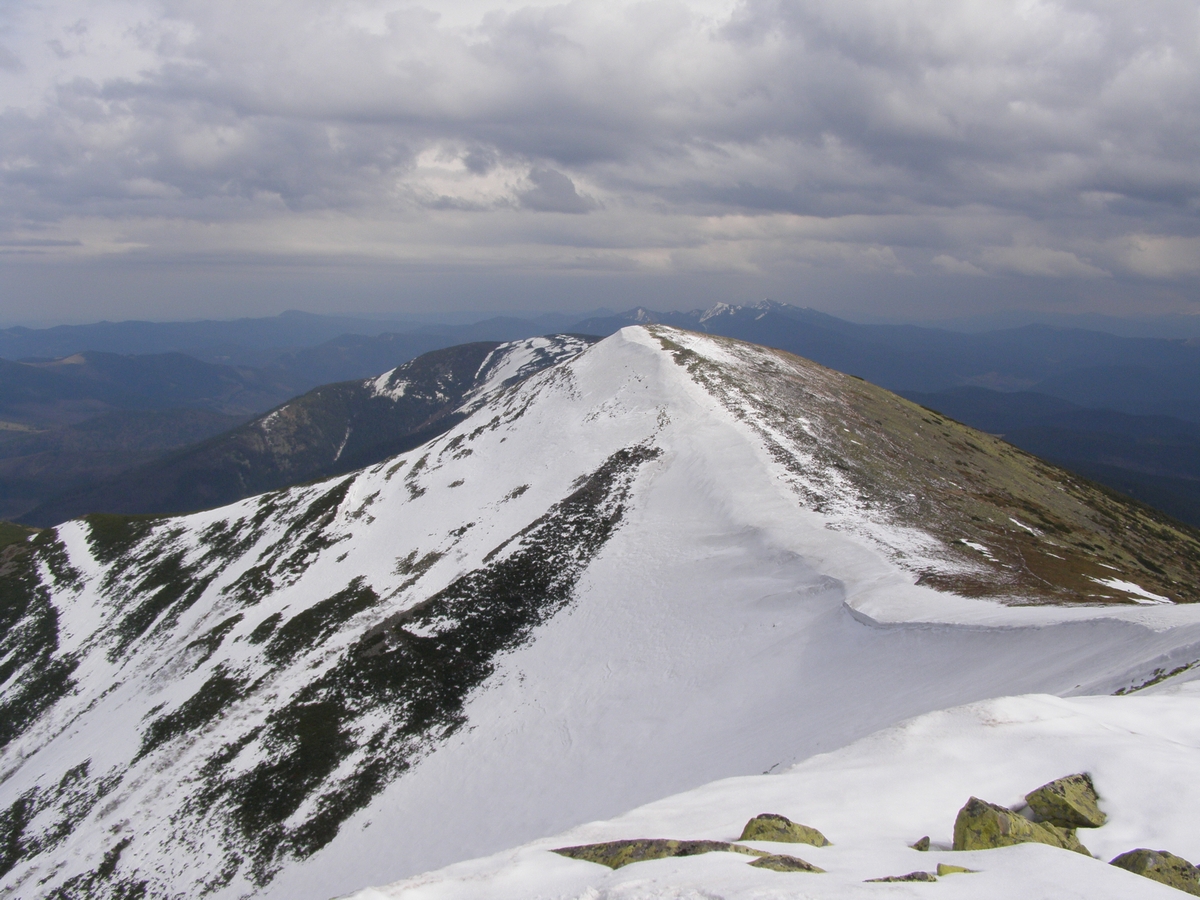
[{"x1": 2, "y1": 0, "x2": 1199, "y2": 325}]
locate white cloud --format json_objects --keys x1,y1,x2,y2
[{"x1": 518, "y1": 168, "x2": 597, "y2": 213}]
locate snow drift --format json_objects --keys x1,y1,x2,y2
[{"x1": 348, "y1": 682, "x2": 1200, "y2": 900}]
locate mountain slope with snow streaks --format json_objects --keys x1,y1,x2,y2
[{"x1": 1, "y1": 326, "x2": 1199, "y2": 900}]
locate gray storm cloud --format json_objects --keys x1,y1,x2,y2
[
  {"x1": 1, "y1": 0, "x2": 1199, "y2": 319},
  {"x1": 519, "y1": 168, "x2": 596, "y2": 213}
]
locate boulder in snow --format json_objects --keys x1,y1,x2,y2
[
  {"x1": 552, "y1": 839, "x2": 763, "y2": 869},
  {"x1": 738, "y1": 813, "x2": 830, "y2": 846},
  {"x1": 1025, "y1": 773, "x2": 1106, "y2": 828},
  {"x1": 936, "y1": 863, "x2": 977, "y2": 876},
  {"x1": 952, "y1": 797, "x2": 1090, "y2": 855},
  {"x1": 1110, "y1": 849, "x2": 1200, "y2": 896},
  {"x1": 747, "y1": 854, "x2": 825, "y2": 873},
  {"x1": 865, "y1": 871, "x2": 938, "y2": 882}
]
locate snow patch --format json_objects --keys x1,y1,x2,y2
[
  {"x1": 960, "y1": 539, "x2": 996, "y2": 559},
  {"x1": 368, "y1": 369, "x2": 408, "y2": 400},
  {"x1": 1089, "y1": 577, "x2": 1173, "y2": 605}
]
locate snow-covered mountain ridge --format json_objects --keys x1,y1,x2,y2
[{"x1": 2, "y1": 326, "x2": 1199, "y2": 900}]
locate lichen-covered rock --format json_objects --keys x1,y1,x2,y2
[
  {"x1": 553, "y1": 839, "x2": 764, "y2": 869},
  {"x1": 749, "y1": 854, "x2": 825, "y2": 873},
  {"x1": 936, "y1": 863, "x2": 977, "y2": 876},
  {"x1": 910, "y1": 836, "x2": 931, "y2": 851},
  {"x1": 952, "y1": 797, "x2": 1091, "y2": 855},
  {"x1": 866, "y1": 871, "x2": 938, "y2": 882},
  {"x1": 1025, "y1": 773, "x2": 1106, "y2": 828},
  {"x1": 1111, "y1": 849, "x2": 1200, "y2": 896},
  {"x1": 1037, "y1": 821, "x2": 1091, "y2": 855},
  {"x1": 738, "y1": 813, "x2": 830, "y2": 846}
]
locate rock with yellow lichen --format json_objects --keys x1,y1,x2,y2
[
  {"x1": 552, "y1": 839, "x2": 765, "y2": 869},
  {"x1": 748, "y1": 854, "x2": 825, "y2": 873},
  {"x1": 1025, "y1": 773, "x2": 1106, "y2": 828},
  {"x1": 738, "y1": 813, "x2": 830, "y2": 846},
  {"x1": 936, "y1": 863, "x2": 977, "y2": 876},
  {"x1": 952, "y1": 797, "x2": 1090, "y2": 855},
  {"x1": 1111, "y1": 849, "x2": 1200, "y2": 896}
]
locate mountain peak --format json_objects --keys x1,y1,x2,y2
[
  {"x1": 698, "y1": 302, "x2": 735, "y2": 322},
  {"x1": 2, "y1": 325, "x2": 1198, "y2": 900}
]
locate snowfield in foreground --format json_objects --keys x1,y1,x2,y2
[
  {"x1": 347, "y1": 682, "x2": 1200, "y2": 900},
  {"x1": 2, "y1": 326, "x2": 1200, "y2": 900}
]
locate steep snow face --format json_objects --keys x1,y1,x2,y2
[
  {"x1": 367, "y1": 335, "x2": 589, "y2": 404},
  {"x1": 346, "y1": 682, "x2": 1200, "y2": 900},
  {"x1": 464, "y1": 335, "x2": 593, "y2": 406},
  {"x1": 1, "y1": 327, "x2": 1199, "y2": 900}
]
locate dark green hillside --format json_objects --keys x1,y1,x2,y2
[
  {"x1": 0, "y1": 410, "x2": 246, "y2": 521},
  {"x1": 0, "y1": 520, "x2": 37, "y2": 550},
  {"x1": 0, "y1": 352, "x2": 297, "y2": 428}
]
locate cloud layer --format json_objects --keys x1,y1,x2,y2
[{"x1": 2, "y1": 0, "x2": 1199, "y2": 318}]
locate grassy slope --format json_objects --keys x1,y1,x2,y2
[
  {"x1": 654, "y1": 327, "x2": 1200, "y2": 605},
  {"x1": 0, "y1": 521, "x2": 37, "y2": 551}
]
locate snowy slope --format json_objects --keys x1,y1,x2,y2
[
  {"x1": 347, "y1": 681, "x2": 1200, "y2": 900},
  {"x1": 1, "y1": 326, "x2": 1199, "y2": 900}
]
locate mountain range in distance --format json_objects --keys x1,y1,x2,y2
[
  {"x1": 6, "y1": 302, "x2": 1200, "y2": 420},
  {"x1": 2, "y1": 325, "x2": 1199, "y2": 900},
  {"x1": 0, "y1": 319, "x2": 597, "y2": 521},
  {"x1": 24, "y1": 337, "x2": 592, "y2": 526},
  {"x1": 2, "y1": 301, "x2": 1200, "y2": 528},
  {"x1": 0, "y1": 310, "x2": 592, "y2": 370},
  {"x1": 576, "y1": 302, "x2": 1200, "y2": 420},
  {"x1": 899, "y1": 387, "x2": 1200, "y2": 531}
]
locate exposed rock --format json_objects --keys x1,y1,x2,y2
[
  {"x1": 553, "y1": 839, "x2": 765, "y2": 869},
  {"x1": 1025, "y1": 773, "x2": 1106, "y2": 828},
  {"x1": 910, "y1": 836, "x2": 930, "y2": 851},
  {"x1": 936, "y1": 863, "x2": 977, "y2": 876},
  {"x1": 1041, "y1": 821, "x2": 1091, "y2": 855},
  {"x1": 749, "y1": 854, "x2": 825, "y2": 873},
  {"x1": 952, "y1": 797, "x2": 1091, "y2": 855},
  {"x1": 738, "y1": 813, "x2": 830, "y2": 846},
  {"x1": 866, "y1": 871, "x2": 938, "y2": 882},
  {"x1": 1111, "y1": 849, "x2": 1200, "y2": 896}
]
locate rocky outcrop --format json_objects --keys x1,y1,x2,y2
[
  {"x1": 866, "y1": 871, "x2": 938, "y2": 882},
  {"x1": 1111, "y1": 849, "x2": 1200, "y2": 896},
  {"x1": 910, "y1": 836, "x2": 930, "y2": 851},
  {"x1": 952, "y1": 797, "x2": 1090, "y2": 855},
  {"x1": 1025, "y1": 773, "x2": 1106, "y2": 828},
  {"x1": 553, "y1": 839, "x2": 764, "y2": 869},
  {"x1": 748, "y1": 854, "x2": 824, "y2": 873},
  {"x1": 738, "y1": 813, "x2": 830, "y2": 846}
]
